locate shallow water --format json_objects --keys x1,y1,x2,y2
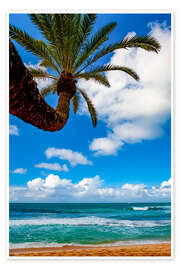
[{"x1": 9, "y1": 202, "x2": 171, "y2": 248}]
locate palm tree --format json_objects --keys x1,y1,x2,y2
[{"x1": 9, "y1": 14, "x2": 161, "y2": 131}]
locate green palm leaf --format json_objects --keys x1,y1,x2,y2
[
  {"x1": 9, "y1": 25, "x2": 61, "y2": 75},
  {"x1": 52, "y1": 14, "x2": 72, "y2": 70},
  {"x1": 28, "y1": 67, "x2": 58, "y2": 80},
  {"x1": 40, "y1": 81, "x2": 57, "y2": 97},
  {"x1": 71, "y1": 14, "x2": 97, "y2": 65},
  {"x1": 29, "y1": 14, "x2": 69, "y2": 72},
  {"x1": 72, "y1": 91, "x2": 80, "y2": 114},
  {"x1": 78, "y1": 35, "x2": 161, "y2": 73},
  {"x1": 73, "y1": 22, "x2": 117, "y2": 72},
  {"x1": 76, "y1": 72, "x2": 110, "y2": 87},
  {"x1": 77, "y1": 64, "x2": 140, "y2": 81},
  {"x1": 39, "y1": 59, "x2": 52, "y2": 69},
  {"x1": 78, "y1": 14, "x2": 97, "y2": 44},
  {"x1": 119, "y1": 35, "x2": 161, "y2": 52},
  {"x1": 29, "y1": 14, "x2": 55, "y2": 46},
  {"x1": 77, "y1": 87, "x2": 97, "y2": 127}
]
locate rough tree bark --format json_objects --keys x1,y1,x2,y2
[{"x1": 9, "y1": 39, "x2": 73, "y2": 132}]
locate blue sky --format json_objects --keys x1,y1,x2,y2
[{"x1": 9, "y1": 13, "x2": 171, "y2": 203}]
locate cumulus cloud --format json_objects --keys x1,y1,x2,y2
[
  {"x1": 122, "y1": 183, "x2": 146, "y2": 191},
  {"x1": 13, "y1": 168, "x2": 27, "y2": 174},
  {"x1": 9, "y1": 125, "x2": 19, "y2": 136},
  {"x1": 34, "y1": 162, "x2": 69, "y2": 172},
  {"x1": 78, "y1": 22, "x2": 171, "y2": 155},
  {"x1": 90, "y1": 137, "x2": 123, "y2": 156},
  {"x1": 10, "y1": 174, "x2": 171, "y2": 203},
  {"x1": 161, "y1": 178, "x2": 172, "y2": 188},
  {"x1": 45, "y1": 147, "x2": 92, "y2": 166}
]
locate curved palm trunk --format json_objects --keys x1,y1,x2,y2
[
  {"x1": 55, "y1": 92, "x2": 71, "y2": 123},
  {"x1": 9, "y1": 39, "x2": 71, "y2": 132}
]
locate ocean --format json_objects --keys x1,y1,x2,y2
[{"x1": 9, "y1": 202, "x2": 171, "y2": 249}]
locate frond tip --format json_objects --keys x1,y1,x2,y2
[
  {"x1": 40, "y1": 81, "x2": 57, "y2": 97},
  {"x1": 72, "y1": 92, "x2": 79, "y2": 114},
  {"x1": 28, "y1": 67, "x2": 58, "y2": 80},
  {"x1": 77, "y1": 88, "x2": 98, "y2": 127},
  {"x1": 76, "y1": 72, "x2": 110, "y2": 87},
  {"x1": 118, "y1": 34, "x2": 161, "y2": 53},
  {"x1": 77, "y1": 64, "x2": 140, "y2": 81}
]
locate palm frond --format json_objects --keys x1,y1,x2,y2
[
  {"x1": 67, "y1": 14, "x2": 82, "y2": 69},
  {"x1": 28, "y1": 67, "x2": 58, "y2": 80},
  {"x1": 62, "y1": 14, "x2": 75, "y2": 70},
  {"x1": 30, "y1": 14, "x2": 65, "y2": 70},
  {"x1": 52, "y1": 14, "x2": 81, "y2": 70},
  {"x1": 48, "y1": 46, "x2": 64, "y2": 72},
  {"x1": 77, "y1": 87, "x2": 97, "y2": 127},
  {"x1": 40, "y1": 81, "x2": 57, "y2": 97},
  {"x1": 40, "y1": 87, "x2": 52, "y2": 98},
  {"x1": 118, "y1": 35, "x2": 161, "y2": 53},
  {"x1": 76, "y1": 72, "x2": 110, "y2": 87},
  {"x1": 70, "y1": 14, "x2": 97, "y2": 66},
  {"x1": 73, "y1": 22, "x2": 117, "y2": 72},
  {"x1": 76, "y1": 64, "x2": 140, "y2": 81},
  {"x1": 77, "y1": 35, "x2": 161, "y2": 73},
  {"x1": 77, "y1": 43, "x2": 123, "y2": 73},
  {"x1": 39, "y1": 56, "x2": 62, "y2": 73},
  {"x1": 78, "y1": 14, "x2": 97, "y2": 44},
  {"x1": 39, "y1": 59, "x2": 52, "y2": 69},
  {"x1": 9, "y1": 25, "x2": 61, "y2": 75},
  {"x1": 72, "y1": 91, "x2": 80, "y2": 114},
  {"x1": 29, "y1": 14, "x2": 56, "y2": 46},
  {"x1": 52, "y1": 14, "x2": 70, "y2": 70},
  {"x1": 52, "y1": 83, "x2": 58, "y2": 94}
]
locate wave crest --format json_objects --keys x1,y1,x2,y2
[
  {"x1": 10, "y1": 216, "x2": 170, "y2": 228},
  {"x1": 132, "y1": 207, "x2": 149, "y2": 211}
]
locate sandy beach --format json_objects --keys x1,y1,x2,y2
[{"x1": 9, "y1": 243, "x2": 171, "y2": 257}]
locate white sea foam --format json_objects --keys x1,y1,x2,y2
[
  {"x1": 9, "y1": 216, "x2": 170, "y2": 228},
  {"x1": 9, "y1": 239, "x2": 171, "y2": 250},
  {"x1": 133, "y1": 207, "x2": 149, "y2": 211},
  {"x1": 9, "y1": 242, "x2": 66, "y2": 249}
]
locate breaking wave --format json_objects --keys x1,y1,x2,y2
[{"x1": 10, "y1": 216, "x2": 170, "y2": 228}]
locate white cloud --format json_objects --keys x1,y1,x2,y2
[
  {"x1": 13, "y1": 168, "x2": 27, "y2": 174},
  {"x1": 9, "y1": 125, "x2": 19, "y2": 136},
  {"x1": 75, "y1": 176, "x2": 102, "y2": 197},
  {"x1": 27, "y1": 177, "x2": 44, "y2": 190},
  {"x1": 161, "y1": 178, "x2": 172, "y2": 188},
  {"x1": 45, "y1": 147, "x2": 92, "y2": 166},
  {"x1": 122, "y1": 183, "x2": 146, "y2": 191},
  {"x1": 44, "y1": 174, "x2": 67, "y2": 188},
  {"x1": 89, "y1": 137, "x2": 122, "y2": 156},
  {"x1": 34, "y1": 162, "x2": 69, "y2": 172},
  {"x1": 78, "y1": 22, "x2": 171, "y2": 155},
  {"x1": 10, "y1": 175, "x2": 171, "y2": 203}
]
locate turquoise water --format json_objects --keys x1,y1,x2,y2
[{"x1": 9, "y1": 203, "x2": 171, "y2": 248}]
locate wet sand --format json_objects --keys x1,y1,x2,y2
[{"x1": 9, "y1": 243, "x2": 171, "y2": 257}]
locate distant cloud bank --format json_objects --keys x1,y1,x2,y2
[{"x1": 10, "y1": 174, "x2": 171, "y2": 203}]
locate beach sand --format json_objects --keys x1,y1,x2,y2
[{"x1": 9, "y1": 243, "x2": 171, "y2": 257}]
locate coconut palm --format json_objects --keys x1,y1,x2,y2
[{"x1": 9, "y1": 14, "x2": 161, "y2": 131}]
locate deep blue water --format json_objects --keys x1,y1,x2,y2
[{"x1": 9, "y1": 202, "x2": 171, "y2": 248}]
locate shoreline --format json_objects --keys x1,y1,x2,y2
[{"x1": 9, "y1": 242, "x2": 171, "y2": 257}]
